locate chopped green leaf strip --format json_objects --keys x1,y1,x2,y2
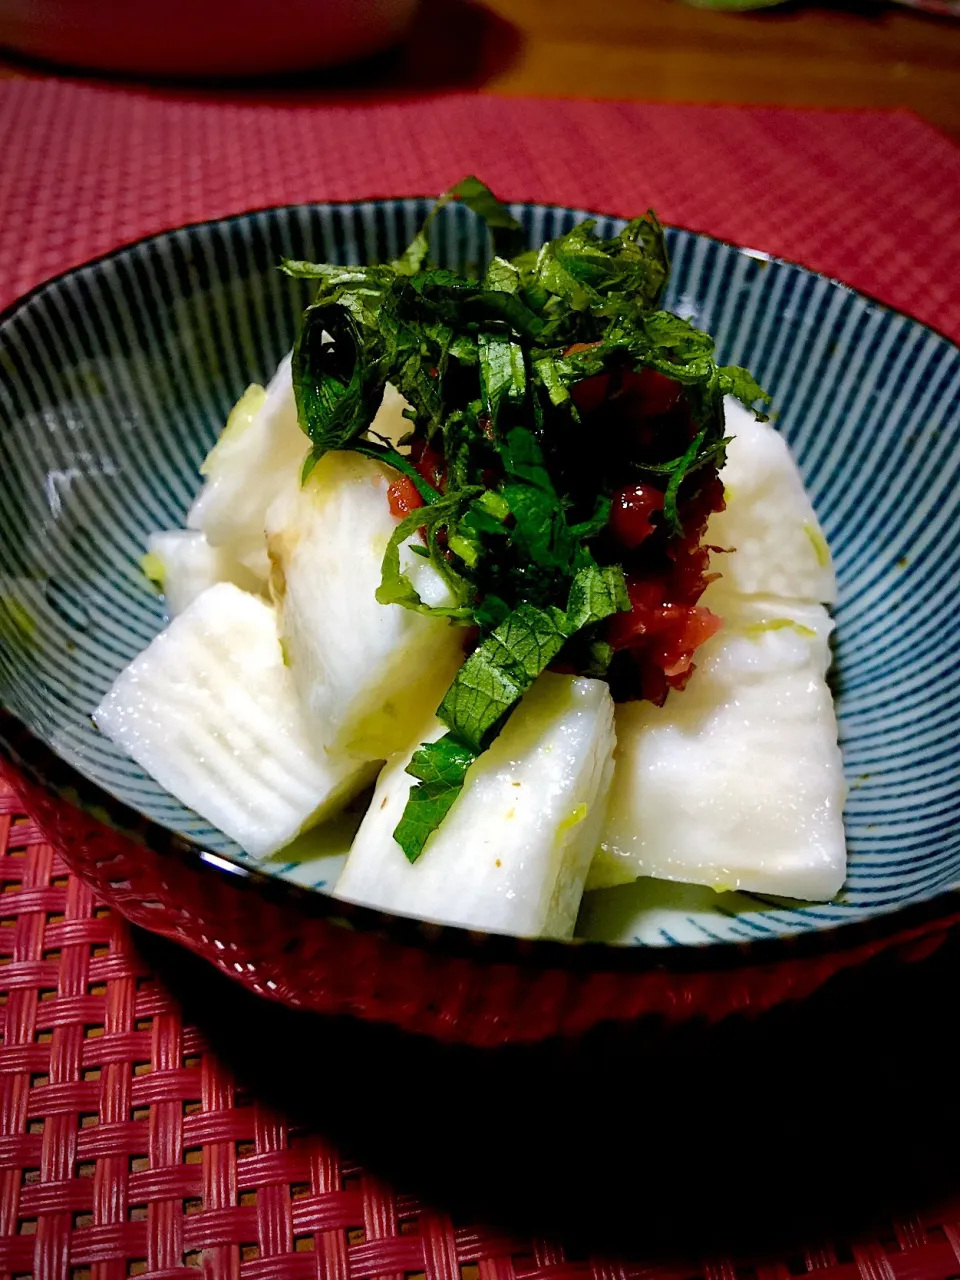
[
  {"x1": 662, "y1": 427, "x2": 708, "y2": 535},
  {"x1": 390, "y1": 172, "x2": 520, "y2": 277},
  {"x1": 533, "y1": 357, "x2": 572, "y2": 408},
  {"x1": 719, "y1": 365, "x2": 772, "y2": 416},
  {"x1": 475, "y1": 489, "x2": 510, "y2": 522},
  {"x1": 501, "y1": 427, "x2": 552, "y2": 489},
  {"x1": 376, "y1": 489, "x2": 482, "y2": 620},
  {"x1": 479, "y1": 334, "x2": 526, "y2": 425},
  {"x1": 484, "y1": 256, "x2": 521, "y2": 294},
  {"x1": 280, "y1": 259, "x2": 367, "y2": 280},
  {"x1": 502, "y1": 482, "x2": 573, "y2": 570},
  {"x1": 394, "y1": 733, "x2": 478, "y2": 862},
  {"x1": 534, "y1": 242, "x2": 596, "y2": 311},
  {"x1": 568, "y1": 496, "x2": 612, "y2": 541},
  {"x1": 447, "y1": 175, "x2": 524, "y2": 260},
  {"x1": 437, "y1": 602, "x2": 570, "y2": 752},
  {"x1": 474, "y1": 594, "x2": 512, "y2": 631},
  {"x1": 391, "y1": 228, "x2": 430, "y2": 278},
  {"x1": 584, "y1": 639, "x2": 614, "y2": 677},
  {"x1": 447, "y1": 533, "x2": 481, "y2": 567},
  {"x1": 293, "y1": 300, "x2": 385, "y2": 457},
  {"x1": 566, "y1": 564, "x2": 630, "y2": 632}
]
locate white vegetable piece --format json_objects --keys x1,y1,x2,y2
[
  {"x1": 589, "y1": 595, "x2": 846, "y2": 901},
  {"x1": 334, "y1": 673, "x2": 617, "y2": 939},
  {"x1": 187, "y1": 355, "x2": 412, "y2": 585},
  {"x1": 94, "y1": 583, "x2": 373, "y2": 859},
  {"x1": 708, "y1": 398, "x2": 837, "y2": 604},
  {"x1": 266, "y1": 450, "x2": 464, "y2": 759},
  {"x1": 144, "y1": 530, "x2": 261, "y2": 617},
  {"x1": 187, "y1": 357, "x2": 309, "y2": 581}
]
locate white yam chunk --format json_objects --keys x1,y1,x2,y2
[
  {"x1": 144, "y1": 530, "x2": 261, "y2": 616},
  {"x1": 708, "y1": 398, "x2": 837, "y2": 604},
  {"x1": 187, "y1": 358, "x2": 309, "y2": 581},
  {"x1": 266, "y1": 450, "x2": 464, "y2": 759},
  {"x1": 334, "y1": 673, "x2": 617, "y2": 939},
  {"x1": 589, "y1": 596, "x2": 846, "y2": 901},
  {"x1": 93, "y1": 582, "x2": 373, "y2": 859}
]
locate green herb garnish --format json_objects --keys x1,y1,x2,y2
[
  {"x1": 392, "y1": 734, "x2": 479, "y2": 863},
  {"x1": 284, "y1": 176, "x2": 768, "y2": 860}
]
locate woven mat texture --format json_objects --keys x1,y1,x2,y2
[
  {"x1": 0, "y1": 82, "x2": 958, "y2": 339},
  {"x1": 4, "y1": 778, "x2": 960, "y2": 1277}
]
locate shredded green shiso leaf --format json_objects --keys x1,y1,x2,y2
[{"x1": 283, "y1": 176, "x2": 768, "y2": 860}]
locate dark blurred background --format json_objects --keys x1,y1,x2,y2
[{"x1": 1, "y1": 0, "x2": 958, "y2": 140}]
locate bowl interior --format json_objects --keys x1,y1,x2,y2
[{"x1": 1, "y1": 199, "x2": 959, "y2": 946}]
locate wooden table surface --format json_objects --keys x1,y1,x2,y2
[
  {"x1": 406, "y1": 0, "x2": 960, "y2": 140},
  {"x1": 2, "y1": 0, "x2": 959, "y2": 141}
]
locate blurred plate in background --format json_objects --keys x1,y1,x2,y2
[{"x1": 0, "y1": 0, "x2": 420, "y2": 77}]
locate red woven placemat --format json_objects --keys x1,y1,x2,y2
[
  {"x1": 0, "y1": 80, "x2": 959, "y2": 341},
  {"x1": 5, "y1": 775, "x2": 960, "y2": 1277}
]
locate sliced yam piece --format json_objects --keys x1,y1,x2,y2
[
  {"x1": 334, "y1": 673, "x2": 617, "y2": 939},
  {"x1": 187, "y1": 357, "x2": 411, "y2": 585},
  {"x1": 93, "y1": 582, "x2": 374, "y2": 859},
  {"x1": 266, "y1": 450, "x2": 465, "y2": 759},
  {"x1": 708, "y1": 398, "x2": 837, "y2": 605},
  {"x1": 143, "y1": 530, "x2": 261, "y2": 616},
  {"x1": 187, "y1": 356, "x2": 309, "y2": 581},
  {"x1": 589, "y1": 596, "x2": 846, "y2": 901}
]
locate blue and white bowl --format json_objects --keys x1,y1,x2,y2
[{"x1": 0, "y1": 199, "x2": 958, "y2": 1040}]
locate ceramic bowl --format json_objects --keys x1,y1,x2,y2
[{"x1": 1, "y1": 199, "x2": 958, "y2": 1044}]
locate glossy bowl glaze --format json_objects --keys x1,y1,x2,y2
[{"x1": 1, "y1": 199, "x2": 959, "y2": 1043}]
